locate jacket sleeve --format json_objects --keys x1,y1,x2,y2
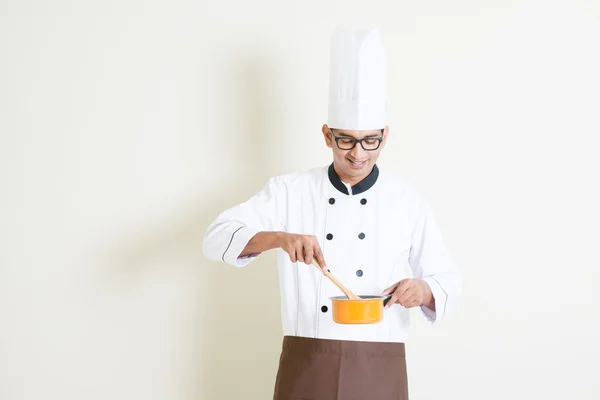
[
  {"x1": 409, "y1": 202, "x2": 462, "y2": 323},
  {"x1": 202, "y1": 177, "x2": 285, "y2": 267}
]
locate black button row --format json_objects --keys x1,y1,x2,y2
[
  {"x1": 321, "y1": 268, "x2": 365, "y2": 312},
  {"x1": 326, "y1": 233, "x2": 365, "y2": 240},
  {"x1": 328, "y1": 197, "x2": 367, "y2": 205}
]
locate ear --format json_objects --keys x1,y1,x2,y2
[
  {"x1": 381, "y1": 125, "x2": 390, "y2": 150},
  {"x1": 322, "y1": 124, "x2": 333, "y2": 148}
]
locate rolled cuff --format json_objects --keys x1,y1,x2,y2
[
  {"x1": 419, "y1": 277, "x2": 447, "y2": 324},
  {"x1": 222, "y1": 226, "x2": 261, "y2": 267}
]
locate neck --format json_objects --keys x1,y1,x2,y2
[{"x1": 333, "y1": 163, "x2": 371, "y2": 187}]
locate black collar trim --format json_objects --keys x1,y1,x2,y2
[{"x1": 327, "y1": 163, "x2": 379, "y2": 196}]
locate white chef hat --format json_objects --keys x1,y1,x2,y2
[{"x1": 327, "y1": 27, "x2": 388, "y2": 130}]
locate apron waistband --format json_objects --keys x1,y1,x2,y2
[{"x1": 282, "y1": 335, "x2": 406, "y2": 358}]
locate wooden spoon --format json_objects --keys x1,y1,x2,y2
[{"x1": 312, "y1": 260, "x2": 362, "y2": 300}]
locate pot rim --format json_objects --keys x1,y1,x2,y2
[{"x1": 328, "y1": 294, "x2": 392, "y2": 301}]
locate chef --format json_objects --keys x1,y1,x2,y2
[{"x1": 203, "y1": 27, "x2": 462, "y2": 400}]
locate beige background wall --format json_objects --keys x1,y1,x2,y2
[{"x1": 1, "y1": 0, "x2": 599, "y2": 399}]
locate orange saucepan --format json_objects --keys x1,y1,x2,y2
[{"x1": 329, "y1": 295, "x2": 392, "y2": 324}]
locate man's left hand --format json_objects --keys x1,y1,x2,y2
[{"x1": 381, "y1": 279, "x2": 435, "y2": 310}]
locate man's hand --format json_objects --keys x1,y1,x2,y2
[
  {"x1": 277, "y1": 233, "x2": 327, "y2": 270},
  {"x1": 240, "y1": 232, "x2": 327, "y2": 270},
  {"x1": 382, "y1": 279, "x2": 435, "y2": 310}
]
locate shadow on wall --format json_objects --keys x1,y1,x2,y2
[
  {"x1": 192, "y1": 55, "x2": 285, "y2": 400},
  {"x1": 109, "y1": 55, "x2": 285, "y2": 400}
]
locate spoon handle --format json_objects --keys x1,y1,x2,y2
[{"x1": 311, "y1": 260, "x2": 361, "y2": 300}]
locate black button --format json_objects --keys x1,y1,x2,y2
[
  {"x1": 326, "y1": 233, "x2": 333, "y2": 240},
  {"x1": 329, "y1": 198, "x2": 336, "y2": 205},
  {"x1": 360, "y1": 198, "x2": 367, "y2": 205},
  {"x1": 356, "y1": 269, "x2": 363, "y2": 277},
  {"x1": 358, "y1": 232, "x2": 365, "y2": 240},
  {"x1": 321, "y1": 305, "x2": 328, "y2": 313}
]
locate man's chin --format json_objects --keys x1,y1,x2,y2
[{"x1": 342, "y1": 163, "x2": 371, "y2": 179}]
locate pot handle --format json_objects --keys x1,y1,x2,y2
[{"x1": 383, "y1": 295, "x2": 392, "y2": 307}]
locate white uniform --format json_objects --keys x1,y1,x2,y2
[{"x1": 203, "y1": 163, "x2": 462, "y2": 343}]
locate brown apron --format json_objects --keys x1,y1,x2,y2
[{"x1": 273, "y1": 336, "x2": 408, "y2": 400}]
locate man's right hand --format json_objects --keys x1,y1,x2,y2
[
  {"x1": 240, "y1": 232, "x2": 327, "y2": 270},
  {"x1": 277, "y1": 233, "x2": 327, "y2": 270}
]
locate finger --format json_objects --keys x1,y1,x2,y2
[
  {"x1": 399, "y1": 294, "x2": 417, "y2": 308},
  {"x1": 289, "y1": 248, "x2": 297, "y2": 263},
  {"x1": 304, "y1": 247, "x2": 314, "y2": 265},
  {"x1": 386, "y1": 279, "x2": 414, "y2": 309},
  {"x1": 386, "y1": 290, "x2": 403, "y2": 309},
  {"x1": 403, "y1": 296, "x2": 421, "y2": 308},
  {"x1": 409, "y1": 298, "x2": 422, "y2": 308},
  {"x1": 312, "y1": 241, "x2": 327, "y2": 269},
  {"x1": 386, "y1": 283, "x2": 408, "y2": 306},
  {"x1": 398, "y1": 284, "x2": 416, "y2": 305},
  {"x1": 314, "y1": 251, "x2": 327, "y2": 272},
  {"x1": 404, "y1": 292, "x2": 424, "y2": 308},
  {"x1": 381, "y1": 282, "x2": 398, "y2": 296},
  {"x1": 385, "y1": 295, "x2": 398, "y2": 309},
  {"x1": 394, "y1": 279, "x2": 412, "y2": 298},
  {"x1": 296, "y1": 245, "x2": 305, "y2": 263}
]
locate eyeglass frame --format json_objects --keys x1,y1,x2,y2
[{"x1": 330, "y1": 128, "x2": 385, "y2": 151}]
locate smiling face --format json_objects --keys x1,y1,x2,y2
[{"x1": 322, "y1": 124, "x2": 389, "y2": 186}]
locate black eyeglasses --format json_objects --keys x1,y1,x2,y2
[{"x1": 330, "y1": 129, "x2": 384, "y2": 151}]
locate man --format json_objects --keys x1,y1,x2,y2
[{"x1": 203, "y1": 27, "x2": 461, "y2": 400}]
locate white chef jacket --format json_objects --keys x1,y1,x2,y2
[{"x1": 203, "y1": 164, "x2": 462, "y2": 343}]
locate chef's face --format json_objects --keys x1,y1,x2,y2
[{"x1": 322, "y1": 124, "x2": 389, "y2": 182}]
